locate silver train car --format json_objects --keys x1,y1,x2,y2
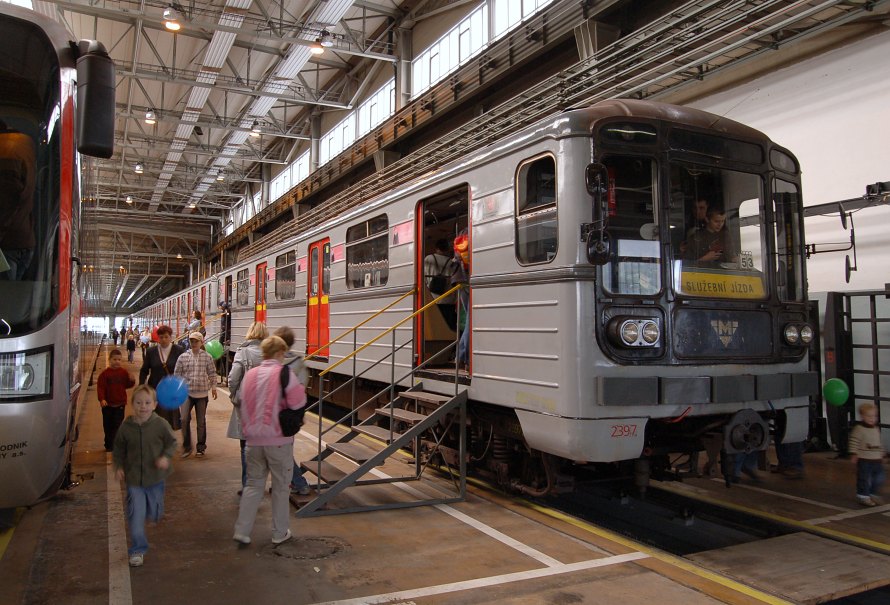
[
  {"x1": 0, "y1": 5, "x2": 114, "y2": 509},
  {"x1": 138, "y1": 99, "x2": 817, "y2": 490}
]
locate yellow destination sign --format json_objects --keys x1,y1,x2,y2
[{"x1": 680, "y1": 270, "x2": 765, "y2": 299}]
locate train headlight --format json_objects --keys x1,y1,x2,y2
[
  {"x1": 799, "y1": 324, "x2": 814, "y2": 345},
  {"x1": 620, "y1": 321, "x2": 639, "y2": 345},
  {"x1": 0, "y1": 348, "x2": 52, "y2": 399},
  {"x1": 641, "y1": 320, "x2": 660, "y2": 344},
  {"x1": 783, "y1": 324, "x2": 800, "y2": 345}
]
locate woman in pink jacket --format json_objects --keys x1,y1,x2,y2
[{"x1": 232, "y1": 335, "x2": 306, "y2": 546}]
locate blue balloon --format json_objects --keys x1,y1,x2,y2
[
  {"x1": 156, "y1": 375, "x2": 188, "y2": 410},
  {"x1": 140, "y1": 335, "x2": 150, "y2": 344}
]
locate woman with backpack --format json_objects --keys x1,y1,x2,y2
[
  {"x1": 227, "y1": 322, "x2": 268, "y2": 493},
  {"x1": 423, "y1": 238, "x2": 457, "y2": 331}
]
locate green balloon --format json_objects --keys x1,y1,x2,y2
[
  {"x1": 822, "y1": 378, "x2": 849, "y2": 407},
  {"x1": 205, "y1": 339, "x2": 224, "y2": 360}
]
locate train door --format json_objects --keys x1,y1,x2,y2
[
  {"x1": 201, "y1": 286, "x2": 206, "y2": 325},
  {"x1": 225, "y1": 274, "x2": 232, "y2": 305},
  {"x1": 255, "y1": 262, "x2": 267, "y2": 323},
  {"x1": 416, "y1": 187, "x2": 470, "y2": 370},
  {"x1": 306, "y1": 239, "x2": 330, "y2": 358}
]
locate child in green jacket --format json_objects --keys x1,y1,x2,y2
[{"x1": 112, "y1": 385, "x2": 177, "y2": 567}]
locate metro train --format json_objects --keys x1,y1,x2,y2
[
  {"x1": 136, "y1": 99, "x2": 818, "y2": 492},
  {"x1": 0, "y1": 5, "x2": 114, "y2": 510}
]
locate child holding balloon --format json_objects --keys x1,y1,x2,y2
[{"x1": 112, "y1": 385, "x2": 177, "y2": 567}]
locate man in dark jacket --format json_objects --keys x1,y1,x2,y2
[{"x1": 139, "y1": 324, "x2": 185, "y2": 430}]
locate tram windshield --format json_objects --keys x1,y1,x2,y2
[
  {"x1": 0, "y1": 16, "x2": 61, "y2": 335},
  {"x1": 668, "y1": 162, "x2": 767, "y2": 300}
]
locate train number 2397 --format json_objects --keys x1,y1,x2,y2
[{"x1": 610, "y1": 424, "x2": 638, "y2": 438}]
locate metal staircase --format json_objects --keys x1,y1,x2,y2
[{"x1": 294, "y1": 286, "x2": 469, "y2": 517}]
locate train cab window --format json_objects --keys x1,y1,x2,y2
[
  {"x1": 346, "y1": 215, "x2": 389, "y2": 289},
  {"x1": 275, "y1": 250, "x2": 296, "y2": 300},
  {"x1": 236, "y1": 269, "x2": 249, "y2": 306},
  {"x1": 773, "y1": 179, "x2": 804, "y2": 302},
  {"x1": 669, "y1": 162, "x2": 767, "y2": 299},
  {"x1": 515, "y1": 155, "x2": 557, "y2": 265},
  {"x1": 601, "y1": 156, "x2": 661, "y2": 295}
]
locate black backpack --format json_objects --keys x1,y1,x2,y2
[
  {"x1": 428, "y1": 255, "x2": 449, "y2": 295},
  {"x1": 277, "y1": 365, "x2": 305, "y2": 436}
]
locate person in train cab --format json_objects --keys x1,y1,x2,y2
[
  {"x1": 849, "y1": 402, "x2": 886, "y2": 507},
  {"x1": 139, "y1": 324, "x2": 185, "y2": 430},
  {"x1": 273, "y1": 325, "x2": 311, "y2": 496},
  {"x1": 685, "y1": 207, "x2": 739, "y2": 266},
  {"x1": 424, "y1": 238, "x2": 457, "y2": 331},
  {"x1": 452, "y1": 230, "x2": 471, "y2": 367},
  {"x1": 112, "y1": 384, "x2": 177, "y2": 568},
  {"x1": 227, "y1": 321, "x2": 268, "y2": 493},
  {"x1": 0, "y1": 119, "x2": 36, "y2": 280},
  {"x1": 97, "y1": 349, "x2": 136, "y2": 451},
  {"x1": 232, "y1": 335, "x2": 306, "y2": 547},
  {"x1": 174, "y1": 331, "x2": 218, "y2": 458},
  {"x1": 125, "y1": 328, "x2": 138, "y2": 363},
  {"x1": 686, "y1": 199, "x2": 709, "y2": 239}
]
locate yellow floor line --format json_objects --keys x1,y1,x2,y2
[
  {"x1": 0, "y1": 508, "x2": 25, "y2": 561},
  {"x1": 657, "y1": 482, "x2": 890, "y2": 554}
]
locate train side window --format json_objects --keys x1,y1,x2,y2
[
  {"x1": 346, "y1": 214, "x2": 389, "y2": 289},
  {"x1": 236, "y1": 269, "x2": 249, "y2": 306},
  {"x1": 275, "y1": 250, "x2": 296, "y2": 300},
  {"x1": 515, "y1": 154, "x2": 557, "y2": 265}
]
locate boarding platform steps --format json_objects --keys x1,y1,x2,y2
[{"x1": 294, "y1": 384, "x2": 468, "y2": 517}]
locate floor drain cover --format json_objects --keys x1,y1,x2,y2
[{"x1": 264, "y1": 536, "x2": 349, "y2": 560}]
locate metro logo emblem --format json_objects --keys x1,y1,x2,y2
[{"x1": 711, "y1": 320, "x2": 738, "y2": 347}]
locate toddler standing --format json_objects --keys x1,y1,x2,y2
[
  {"x1": 97, "y1": 349, "x2": 135, "y2": 451},
  {"x1": 112, "y1": 385, "x2": 177, "y2": 567},
  {"x1": 849, "y1": 402, "x2": 886, "y2": 507}
]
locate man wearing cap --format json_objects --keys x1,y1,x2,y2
[{"x1": 173, "y1": 331, "x2": 218, "y2": 458}]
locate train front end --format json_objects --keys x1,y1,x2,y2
[
  {"x1": 0, "y1": 5, "x2": 113, "y2": 509},
  {"x1": 519, "y1": 100, "x2": 817, "y2": 482}
]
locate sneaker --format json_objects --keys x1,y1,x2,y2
[
  {"x1": 195, "y1": 451, "x2": 205, "y2": 458},
  {"x1": 857, "y1": 495, "x2": 877, "y2": 507},
  {"x1": 290, "y1": 484, "x2": 311, "y2": 496},
  {"x1": 233, "y1": 533, "x2": 251, "y2": 545},
  {"x1": 128, "y1": 554, "x2": 144, "y2": 567},
  {"x1": 180, "y1": 450, "x2": 192, "y2": 459},
  {"x1": 869, "y1": 494, "x2": 883, "y2": 505},
  {"x1": 271, "y1": 529, "x2": 292, "y2": 545}
]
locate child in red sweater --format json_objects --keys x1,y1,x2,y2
[{"x1": 98, "y1": 349, "x2": 136, "y2": 451}]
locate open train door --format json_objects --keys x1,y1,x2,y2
[
  {"x1": 306, "y1": 238, "x2": 330, "y2": 359},
  {"x1": 416, "y1": 186, "x2": 470, "y2": 371}
]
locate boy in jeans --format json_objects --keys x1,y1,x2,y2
[
  {"x1": 112, "y1": 385, "x2": 177, "y2": 567},
  {"x1": 98, "y1": 349, "x2": 135, "y2": 451},
  {"x1": 849, "y1": 402, "x2": 886, "y2": 506}
]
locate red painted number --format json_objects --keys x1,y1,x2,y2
[{"x1": 610, "y1": 424, "x2": 637, "y2": 438}]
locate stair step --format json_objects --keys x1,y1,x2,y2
[
  {"x1": 375, "y1": 407, "x2": 428, "y2": 424},
  {"x1": 327, "y1": 440, "x2": 383, "y2": 464},
  {"x1": 300, "y1": 460, "x2": 348, "y2": 483},
  {"x1": 354, "y1": 424, "x2": 403, "y2": 443},
  {"x1": 400, "y1": 390, "x2": 451, "y2": 404}
]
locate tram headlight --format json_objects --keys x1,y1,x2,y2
[
  {"x1": 0, "y1": 348, "x2": 52, "y2": 398},
  {"x1": 641, "y1": 320, "x2": 660, "y2": 344},
  {"x1": 783, "y1": 324, "x2": 800, "y2": 345},
  {"x1": 799, "y1": 324, "x2": 814, "y2": 345},
  {"x1": 620, "y1": 321, "x2": 639, "y2": 345}
]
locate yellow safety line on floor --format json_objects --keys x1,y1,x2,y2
[
  {"x1": 656, "y1": 482, "x2": 890, "y2": 555},
  {"x1": 0, "y1": 508, "x2": 24, "y2": 561}
]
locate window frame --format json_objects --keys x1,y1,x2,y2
[
  {"x1": 274, "y1": 250, "x2": 297, "y2": 301},
  {"x1": 345, "y1": 214, "x2": 390, "y2": 289},
  {"x1": 236, "y1": 268, "x2": 249, "y2": 307},
  {"x1": 514, "y1": 153, "x2": 558, "y2": 266}
]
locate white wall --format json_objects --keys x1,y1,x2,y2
[{"x1": 689, "y1": 30, "x2": 890, "y2": 294}]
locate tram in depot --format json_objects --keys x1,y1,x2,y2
[
  {"x1": 0, "y1": 4, "x2": 114, "y2": 509},
  {"x1": 139, "y1": 98, "x2": 818, "y2": 492}
]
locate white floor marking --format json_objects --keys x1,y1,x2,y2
[
  {"x1": 709, "y1": 478, "x2": 849, "y2": 511},
  {"x1": 309, "y1": 552, "x2": 650, "y2": 605},
  {"x1": 106, "y1": 462, "x2": 133, "y2": 605},
  {"x1": 806, "y1": 503, "x2": 890, "y2": 525}
]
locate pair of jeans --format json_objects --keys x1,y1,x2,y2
[
  {"x1": 234, "y1": 444, "x2": 293, "y2": 541},
  {"x1": 291, "y1": 462, "x2": 308, "y2": 489},
  {"x1": 856, "y1": 459, "x2": 885, "y2": 497},
  {"x1": 126, "y1": 481, "x2": 166, "y2": 556},
  {"x1": 101, "y1": 406, "x2": 125, "y2": 450},
  {"x1": 181, "y1": 396, "x2": 208, "y2": 453}
]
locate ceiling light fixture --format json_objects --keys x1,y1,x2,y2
[
  {"x1": 216, "y1": 173, "x2": 225, "y2": 181},
  {"x1": 188, "y1": 202, "x2": 196, "y2": 208},
  {"x1": 176, "y1": 253, "x2": 182, "y2": 259},
  {"x1": 310, "y1": 39, "x2": 325, "y2": 55},
  {"x1": 134, "y1": 163, "x2": 144, "y2": 174},
  {"x1": 319, "y1": 30, "x2": 334, "y2": 47},
  {"x1": 250, "y1": 120, "x2": 262, "y2": 137},
  {"x1": 144, "y1": 110, "x2": 157, "y2": 125},
  {"x1": 126, "y1": 195, "x2": 133, "y2": 204},
  {"x1": 163, "y1": 7, "x2": 181, "y2": 31}
]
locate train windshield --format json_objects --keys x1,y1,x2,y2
[
  {"x1": 667, "y1": 162, "x2": 768, "y2": 300},
  {"x1": 0, "y1": 16, "x2": 61, "y2": 335}
]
